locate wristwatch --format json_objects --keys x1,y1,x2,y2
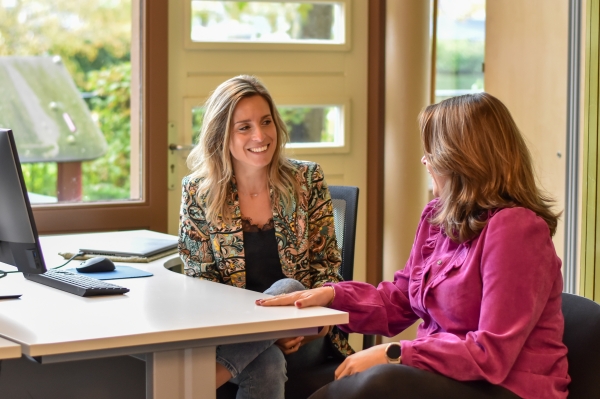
[{"x1": 385, "y1": 342, "x2": 402, "y2": 364}]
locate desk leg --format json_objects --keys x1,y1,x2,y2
[{"x1": 146, "y1": 346, "x2": 216, "y2": 399}]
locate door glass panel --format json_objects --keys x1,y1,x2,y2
[
  {"x1": 435, "y1": 0, "x2": 485, "y2": 103},
  {"x1": 0, "y1": 0, "x2": 137, "y2": 204},
  {"x1": 190, "y1": 1, "x2": 345, "y2": 44},
  {"x1": 191, "y1": 104, "x2": 344, "y2": 148},
  {"x1": 280, "y1": 105, "x2": 343, "y2": 147},
  {"x1": 428, "y1": 0, "x2": 485, "y2": 196}
]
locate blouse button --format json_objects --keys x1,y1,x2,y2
[{"x1": 437, "y1": 259, "x2": 442, "y2": 265}]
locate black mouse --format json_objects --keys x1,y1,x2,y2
[{"x1": 76, "y1": 257, "x2": 116, "y2": 273}]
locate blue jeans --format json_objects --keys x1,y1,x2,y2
[{"x1": 216, "y1": 278, "x2": 306, "y2": 399}]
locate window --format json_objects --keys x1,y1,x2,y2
[
  {"x1": 186, "y1": 97, "x2": 349, "y2": 155},
  {"x1": 190, "y1": 0, "x2": 344, "y2": 44},
  {"x1": 190, "y1": 104, "x2": 345, "y2": 147},
  {"x1": 1, "y1": 0, "x2": 169, "y2": 234},
  {"x1": 280, "y1": 105, "x2": 343, "y2": 147},
  {"x1": 434, "y1": 0, "x2": 485, "y2": 103},
  {"x1": 0, "y1": 0, "x2": 138, "y2": 204},
  {"x1": 184, "y1": 0, "x2": 350, "y2": 51}
]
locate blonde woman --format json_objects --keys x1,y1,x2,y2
[
  {"x1": 260, "y1": 93, "x2": 570, "y2": 399},
  {"x1": 178, "y1": 75, "x2": 352, "y2": 399}
]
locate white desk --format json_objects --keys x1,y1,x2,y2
[
  {"x1": 0, "y1": 231, "x2": 348, "y2": 399},
  {"x1": 0, "y1": 337, "x2": 20, "y2": 360}
]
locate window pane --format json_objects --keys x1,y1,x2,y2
[
  {"x1": 0, "y1": 0, "x2": 135, "y2": 204},
  {"x1": 435, "y1": 0, "x2": 485, "y2": 103},
  {"x1": 191, "y1": 106, "x2": 205, "y2": 145},
  {"x1": 190, "y1": 1, "x2": 345, "y2": 44},
  {"x1": 280, "y1": 106, "x2": 342, "y2": 146},
  {"x1": 191, "y1": 104, "x2": 344, "y2": 147}
]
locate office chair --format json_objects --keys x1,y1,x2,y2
[
  {"x1": 561, "y1": 292, "x2": 600, "y2": 399},
  {"x1": 328, "y1": 185, "x2": 359, "y2": 284},
  {"x1": 282, "y1": 186, "x2": 361, "y2": 399},
  {"x1": 218, "y1": 185, "x2": 360, "y2": 399}
]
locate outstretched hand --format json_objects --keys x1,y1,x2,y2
[{"x1": 255, "y1": 286, "x2": 335, "y2": 309}]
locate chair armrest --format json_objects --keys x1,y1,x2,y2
[{"x1": 362, "y1": 334, "x2": 377, "y2": 349}]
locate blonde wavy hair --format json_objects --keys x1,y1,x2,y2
[
  {"x1": 419, "y1": 92, "x2": 559, "y2": 242},
  {"x1": 186, "y1": 75, "x2": 298, "y2": 223}
]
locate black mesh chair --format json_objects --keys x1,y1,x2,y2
[
  {"x1": 329, "y1": 186, "x2": 374, "y2": 349},
  {"x1": 283, "y1": 185, "x2": 360, "y2": 399},
  {"x1": 328, "y1": 185, "x2": 359, "y2": 284},
  {"x1": 218, "y1": 185, "x2": 360, "y2": 399},
  {"x1": 561, "y1": 292, "x2": 600, "y2": 398}
]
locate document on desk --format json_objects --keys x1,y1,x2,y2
[{"x1": 78, "y1": 230, "x2": 178, "y2": 258}]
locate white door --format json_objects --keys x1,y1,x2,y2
[{"x1": 167, "y1": 1, "x2": 368, "y2": 314}]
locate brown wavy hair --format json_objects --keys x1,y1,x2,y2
[
  {"x1": 419, "y1": 92, "x2": 559, "y2": 242},
  {"x1": 186, "y1": 75, "x2": 298, "y2": 223}
]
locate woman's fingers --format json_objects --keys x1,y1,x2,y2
[
  {"x1": 334, "y1": 358, "x2": 349, "y2": 380},
  {"x1": 256, "y1": 287, "x2": 334, "y2": 308},
  {"x1": 275, "y1": 336, "x2": 304, "y2": 349},
  {"x1": 279, "y1": 344, "x2": 301, "y2": 355},
  {"x1": 275, "y1": 336, "x2": 304, "y2": 354},
  {"x1": 334, "y1": 344, "x2": 389, "y2": 380},
  {"x1": 255, "y1": 291, "x2": 303, "y2": 306}
]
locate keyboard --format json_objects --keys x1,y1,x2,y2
[{"x1": 24, "y1": 269, "x2": 130, "y2": 297}]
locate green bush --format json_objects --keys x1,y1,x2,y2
[
  {"x1": 82, "y1": 62, "x2": 132, "y2": 200},
  {"x1": 437, "y1": 39, "x2": 484, "y2": 74},
  {"x1": 1, "y1": 0, "x2": 132, "y2": 201}
]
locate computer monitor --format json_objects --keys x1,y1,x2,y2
[{"x1": 0, "y1": 128, "x2": 47, "y2": 275}]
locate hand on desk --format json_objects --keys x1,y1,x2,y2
[
  {"x1": 256, "y1": 286, "x2": 334, "y2": 309},
  {"x1": 258, "y1": 287, "x2": 335, "y2": 355}
]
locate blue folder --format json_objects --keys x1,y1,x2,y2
[{"x1": 66, "y1": 265, "x2": 153, "y2": 280}]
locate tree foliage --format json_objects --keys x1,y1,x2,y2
[
  {"x1": 436, "y1": 39, "x2": 484, "y2": 93},
  {"x1": 0, "y1": 0, "x2": 132, "y2": 200},
  {"x1": 0, "y1": 0, "x2": 130, "y2": 82},
  {"x1": 436, "y1": 39, "x2": 484, "y2": 75},
  {"x1": 82, "y1": 62, "x2": 131, "y2": 200}
]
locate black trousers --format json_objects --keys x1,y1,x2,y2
[{"x1": 309, "y1": 364, "x2": 521, "y2": 399}]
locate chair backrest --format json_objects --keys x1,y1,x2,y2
[
  {"x1": 328, "y1": 185, "x2": 359, "y2": 282},
  {"x1": 561, "y1": 292, "x2": 600, "y2": 399}
]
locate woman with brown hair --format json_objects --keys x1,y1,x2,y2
[
  {"x1": 179, "y1": 75, "x2": 352, "y2": 399},
  {"x1": 259, "y1": 93, "x2": 570, "y2": 399}
]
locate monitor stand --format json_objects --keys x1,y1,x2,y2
[{"x1": 0, "y1": 267, "x2": 22, "y2": 299}]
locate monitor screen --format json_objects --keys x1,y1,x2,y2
[{"x1": 0, "y1": 128, "x2": 47, "y2": 275}]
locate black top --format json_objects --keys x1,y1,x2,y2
[{"x1": 242, "y1": 218, "x2": 286, "y2": 293}]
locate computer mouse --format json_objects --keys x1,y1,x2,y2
[{"x1": 76, "y1": 257, "x2": 116, "y2": 273}]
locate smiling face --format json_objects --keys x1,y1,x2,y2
[
  {"x1": 228, "y1": 95, "x2": 278, "y2": 174},
  {"x1": 422, "y1": 155, "x2": 448, "y2": 198}
]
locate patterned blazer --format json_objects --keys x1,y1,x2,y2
[{"x1": 178, "y1": 159, "x2": 353, "y2": 356}]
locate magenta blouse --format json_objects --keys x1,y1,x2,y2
[{"x1": 327, "y1": 200, "x2": 570, "y2": 399}]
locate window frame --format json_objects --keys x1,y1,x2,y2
[
  {"x1": 32, "y1": 0, "x2": 169, "y2": 235},
  {"x1": 581, "y1": 0, "x2": 600, "y2": 300}
]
